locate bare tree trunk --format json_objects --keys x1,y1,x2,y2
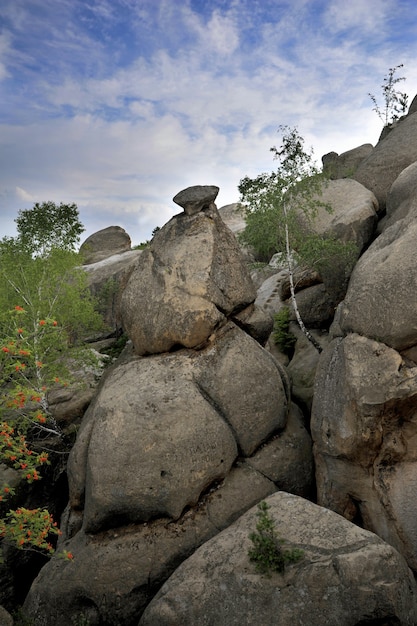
[{"x1": 284, "y1": 209, "x2": 322, "y2": 354}]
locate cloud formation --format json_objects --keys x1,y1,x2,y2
[{"x1": 1, "y1": 0, "x2": 417, "y2": 245}]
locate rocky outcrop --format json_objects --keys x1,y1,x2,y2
[
  {"x1": 19, "y1": 95, "x2": 417, "y2": 623},
  {"x1": 307, "y1": 178, "x2": 378, "y2": 250},
  {"x1": 83, "y1": 249, "x2": 142, "y2": 332},
  {"x1": 339, "y1": 215, "x2": 417, "y2": 351},
  {"x1": 121, "y1": 200, "x2": 256, "y2": 355},
  {"x1": 139, "y1": 492, "x2": 417, "y2": 626},
  {"x1": 312, "y1": 334, "x2": 417, "y2": 568},
  {"x1": 24, "y1": 187, "x2": 309, "y2": 624},
  {"x1": 79, "y1": 225, "x2": 132, "y2": 264},
  {"x1": 322, "y1": 143, "x2": 373, "y2": 179},
  {"x1": 384, "y1": 160, "x2": 417, "y2": 228},
  {"x1": 354, "y1": 111, "x2": 417, "y2": 209}
]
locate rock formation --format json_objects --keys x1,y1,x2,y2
[
  {"x1": 140, "y1": 492, "x2": 417, "y2": 626},
  {"x1": 9, "y1": 101, "x2": 417, "y2": 624},
  {"x1": 23, "y1": 186, "x2": 312, "y2": 624},
  {"x1": 79, "y1": 225, "x2": 132, "y2": 265}
]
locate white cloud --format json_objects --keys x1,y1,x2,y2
[
  {"x1": 2, "y1": 0, "x2": 417, "y2": 247},
  {"x1": 15, "y1": 186, "x2": 34, "y2": 202}
]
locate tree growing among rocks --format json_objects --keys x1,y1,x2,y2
[
  {"x1": 368, "y1": 64, "x2": 408, "y2": 128},
  {"x1": 239, "y1": 126, "x2": 354, "y2": 352},
  {"x1": 0, "y1": 203, "x2": 104, "y2": 561}
]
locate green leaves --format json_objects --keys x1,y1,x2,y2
[
  {"x1": 238, "y1": 126, "x2": 328, "y2": 262},
  {"x1": 15, "y1": 201, "x2": 84, "y2": 257},
  {"x1": 248, "y1": 501, "x2": 303, "y2": 576},
  {"x1": 368, "y1": 64, "x2": 408, "y2": 127}
]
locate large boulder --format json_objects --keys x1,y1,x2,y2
[
  {"x1": 83, "y1": 249, "x2": 142, "y2": 332},
  {"x1": 307, "y1": 178, "x2": 378, "y2": 251},
  {"x1": 354, "y1": 111, "x2": 417, "y2": 209},
  {"x1": 218, "y1": 202, "x2": 246, "y2": 235},
  {"x1": 139, "y1": 492, "x2": 417, "y2": 626},
  {"x1": 384, "y1": 160, "x2": 417, "y2": 228},
  {"x1": 339, "y1": 215, "x2": 417, "y2": 351},
  {"x1": 67, "y1": 322, "x2": 288, "y2": 534},
  {"x1": 79, "y1": 226, "x2": 132, "y2": 265},
  {"x1": 322, "y1": 143, "x2": 373, "y2": 179},
  {"x1": 121, "y1": 202, "x2": 256, "y2": 355},
  {"x1": 312, "y1": 333, "x2": 417, "y2": 569},
  {"x1": 246, "y1": 403, "x2": 314, "y2": 498},
  {"x1": 23, "y1": 464, "x2": 277, "y2": 625}
]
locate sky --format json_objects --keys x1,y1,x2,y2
[{"x1": 1, "y1": 0, "x2": 417, "y2": 247}]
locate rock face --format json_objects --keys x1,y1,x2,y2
[
  {"x1": 24, "y1": 187, "x2": 306, "y2": 625},
  {"x1": 139, "y1": 492, "x2": 417, "y2": 626},
  {"x1": 354, "y1": 111, "x2": 417, "y2": 209},
  {"x1": 312, "y1": 334, "x2": 417, "y2": 568},
  {"x1": 121, "y1": 200, "x2": 256, "y2": 355},
  {"x1": 307, "y1": 178, "x2": 378, "y2": 251},
  {"x1": 172, "y1": 184, "x2": 219, "y2": 215},
  {"x1": 20, "y1": 99, "x2": 417, "y2": 622},
  {"x1": 339, "y1": 216, "x2": 417, "y2": 351},
  {"x1": 83, "y1": 249, "x2": 142, "y2": 332},
  {"x1": 79, "y1": 226, "x2": 132, "y2": 264},
  {"x1": 322, "y1": 143, "x2": 373, "y2": 179}
]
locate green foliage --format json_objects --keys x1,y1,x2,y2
[
  {"x1": 15, "y1": 201, "x2": 84, "y2": 257},
  {"x1": 0, "y1": 204, "x2": 104, "y2": 562},
  {"x1": 248, "y1": 501, "x2": 303, "y2": 576},
  {"x1": 368, "y1": 64, "x2": 408, "y2": 127},
  {"x1": 272, "y1": 308, "x2": 296, "y2": 354},
  {"x1": 239, "y1": 126, "x2": 358, "y2": 292},
  {"x1": 71, "y1": 615, "x2": 91, "y2": 626},
  {"x1": 297, "y1": 234, "x2": 358, "y2": 292},
  {"x1": 238, "y1": 126, "x2": 329, "y2": 262},
  {"x1": 0, "y1": 241, "x2": 104, "y2": 346}
]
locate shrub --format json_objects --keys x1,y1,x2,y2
[
  {"x1": 272, "y1": 308, "x2": 296, "y2": 354},
  {"x1": 248, "y1": 501, "x2": 303, "y2": 576}
]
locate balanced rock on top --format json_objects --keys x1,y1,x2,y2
[
  {"x1": 121, "y1": 186, "x2": 256, "y2": 355},
  {"x1": 172, "y1": 185, "x2": 219, "y2": 215}
]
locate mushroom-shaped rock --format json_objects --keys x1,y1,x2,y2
[
  {"x1": 173, "y1": 185, "x2": 219, "y2": 215},
  {"x1": 121, "y1": 203, "x2": 256, "y2": 355}
]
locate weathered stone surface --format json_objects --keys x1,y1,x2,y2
[
  {"x1": 354, "y1": 111, "x2": 417, "y2": 209},
  {"x1": 287, "y1": 283, "x2": 336, "y2": 327},
  {"x1": 340, "y1": 216, "x2": 417, "y2": 350},
  {"x1": 255, "y1": 271, "x2": 287, "y2": 315},
  {"x1": 0, "y1": 606, "x2": 13, "y2": 626},
  {"x1": 308, "y1": 178, "x2": 378, "y2": 250},
  {"x1": 83, "y1": 249, "x2": 142, "y2": 332},
  {"x1": 67, "y1": 322, "x2": 287, "y2": 531},
  {"x1": 280, "y1": 266, "x2": 321, "y2": 300},
  {"x1": 322, "y1": 144, "x2": 373, "y2": 179},
  {"x1": 23, "y1": 466, "x2": 276, "y2": 625},
  {"x1": 194, "y1": 323, "x2": 288, "y2": 456},
  {"x1": 385, "y1": 160, "x2": 417, "y2": 226},
  {"x1": 287, "y1": 323, "x2": 330, "y2": 410},
  {"x1": 68, "y1": 352, "x2": 238, "y2": 532},
  {"x1": 79, "y1": 226, "x2": 132, "y2": 265},
  {"x1": 246, "y1": 403, "x2": 314, "y2": 497},
  {"x1": 231, "y1": 303, "x2": 273, "y2": 346},
  {"x1": 218, "y1": 202, "x2": 246, "y2": 235},
  {"x1": 173, "y1": 185, "x2": 219, "y2": 215},
  {"x1": 121, "y1": 204, "x2": 256, "y2": 355},
  {"x1": 139, "y1": 492, "x2": 417, "y2": 626},
  {"x1": 312, "y1": 334, "x2": 417, "y2": 568}
]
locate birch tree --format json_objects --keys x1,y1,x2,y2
[{"x1": 239, "y1": 126, "x2": 353, "y2": 353}]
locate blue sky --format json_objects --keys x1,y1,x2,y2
[{"x1": 1, "y1": 0, "x2": 417, "y2": 247}]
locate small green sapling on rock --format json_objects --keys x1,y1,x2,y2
[{"x1": 248, "y1": 500, "x2": 303, "y2": 576}]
